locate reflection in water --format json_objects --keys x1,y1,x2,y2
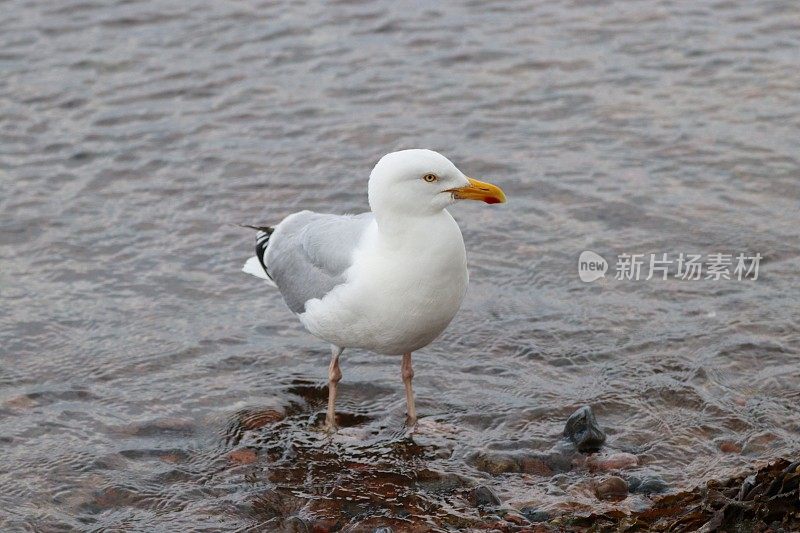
[{"x1": 1, "y1": 0, "x2": 799, "y2": 529}]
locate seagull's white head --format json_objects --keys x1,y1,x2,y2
[{"x1": 368, "y1": 149, "x2": 506, "y2": 218}]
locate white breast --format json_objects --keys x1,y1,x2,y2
[{"x1": 299, "y1": 211, "x2": 468, "y2": 354}]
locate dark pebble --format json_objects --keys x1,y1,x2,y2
[
  {"x1": 520, "y1": 507, "x2": 549, "y2": 522},
  {"x1": 595, "y1": 476, "x2": 628, "y2": 501},
  {"x1": 628, "y1": 475, "x2": 668, "y2": 494},
  {"x1": 467, "y1": 485, "x2": 502, "y2": 507},
  {"x1": 564, "y1": 405, "x2": 606, "y2": 453}
]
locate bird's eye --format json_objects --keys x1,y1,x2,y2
[{"x1": 422, "y1": 173, "x2": 438, "y2": 183}]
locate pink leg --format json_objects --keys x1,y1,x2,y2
[
  {"x1": 325, "y1": 346, "x2": 343, "y2": 431},
  {"x1": 402, "y1": 352, "x2": 417, "y2": 426}
]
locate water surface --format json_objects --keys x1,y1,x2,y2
[{"x1": 1, "y1": 0, "x2": 799, "y2": 530}]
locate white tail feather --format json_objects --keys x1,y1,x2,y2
[{"x1": 242, "y1": 256, "x2": 276, "y2": 286}]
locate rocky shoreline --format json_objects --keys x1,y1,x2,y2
[
  {"x1": 556, "y1": 458, "x2": 800, "y2": 532},
  {"x1": 218, "y1": 399, "x2": 799, "y2": 531}
]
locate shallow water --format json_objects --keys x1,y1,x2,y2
[{"x1": 1, "y1": 0, "x2": 799, "y2": 530}]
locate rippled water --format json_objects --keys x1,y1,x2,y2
[{"x1": 2, "y1": 0, "x2": 799, "y2": 530}]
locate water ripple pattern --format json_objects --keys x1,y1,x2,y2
[{"x1": 1, "y1": 0, "x2": 798, "y2": 529}]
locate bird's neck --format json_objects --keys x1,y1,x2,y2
[{"x1": 374, "y1": 209, "x2": 457, "y2": 248}]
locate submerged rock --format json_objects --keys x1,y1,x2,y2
[
  {"x1": 239, "y1": 408, "x2": 285, "y2": 430},
  {"x1": 587, "y1": 452, "x2": 638, "y2": 471},
  {"x1": 473, "y1": 452, "x2": 520, "y2": 475},
  {"x1": 520, "y1": 507, "x2": 549, "y2": 522},
  {"x1": 627, "y1": 474, "x2": 669, "y2": 495},
  {"x1": 594, "y1": 476, "x2": 628, "y2": 501},
  {"x1": 541, "y1": 449, "x2": 576, "y2": 473},
  {"x1": 501, "y1": 511, "x2": 530, "y2": 526},
  {"x1": 119, "y1": 417, "x2": 196, "y2": 437},
  {"x1": 228, "y1": 448, "x2": 257, "y2": 465},
  {"x1": 470, "y1": 406, "x2": 609, "y2": 479},
  {"x1": 573, "y1": 458, "x2": 800, "y2": 531},
  {"x1": 564, "y1": 405, "x2": 606, "y2": 452},
  {"x1": 718, "y1": 440, "x2": 742, "y2": 454},
  {"x1": 519, "y1": 456, "x2": 554, "y2": 476},
  {"x1": 466, "y1": 485, "x2": 502, "y2": 508}
]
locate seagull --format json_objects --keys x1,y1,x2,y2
[{"x1": 242, "y1": 149, "x2": 506, "y2": 430}]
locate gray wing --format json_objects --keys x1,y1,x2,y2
[{"x1": 264, "y1": 210, "x2": 373, "y2": 313}]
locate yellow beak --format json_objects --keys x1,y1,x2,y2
[{"x1": 448, "y1": 177, "x2": 507, "y2": 204}]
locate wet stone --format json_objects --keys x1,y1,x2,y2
[
  {"x1": 627, "y1": 475, "x2": 668, "y2": 495},
  {"x1": 91, "y1": 485, "x2": 142, "y2": 510},
  {"x1": 595, "y1": 476, "x2": 629, "y2": 501},
  {"x1": 520, "y1": 507, "x2": 549, "y2": 523},
  {"x1": 541, "y1": 450, "x2": 577, "y2": 473},
  {"x1": 587, "y1": 452, "x2": 638, "y2": 471},
  {"x1": 467, "y1": 485, "x2": 502, "y2": 508},
  {"x1": 473, "y1": 452, "x2": 520, "y2": 475},
  {"x1": 569, "y1": 458, "x2": 800, "y2": 530},
  {"x1": 564, "y1": 405, "x2": 606, "y2": 453},
  {"x1": 414, "y1": 468, "x2": 442, "y2": 483},
  {"x1": 520, "y1": 456, "x2": 554, "y2": 476},
  {"x1": 416, "y1": 471, "x2": 466, "y2": 493},
  {"x1": 741, "y1": 432, "x2": 779, "y2": 455},
  {"x1": 502, "y1": 512, "x2": 530, "y2": 525},
  {"x1": 545, "y1": 484, "x2": 567, "y2": 497}
]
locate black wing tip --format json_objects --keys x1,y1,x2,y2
[
  {"x1": 237, "y1": 224, "x2": 275, "y2": 280},
  {"x1": 253, "y1": 226, "x2": 274, "y2": 281},
  {"x1": 239, "y1": 224, "x2": 275, "y2": 235}
]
